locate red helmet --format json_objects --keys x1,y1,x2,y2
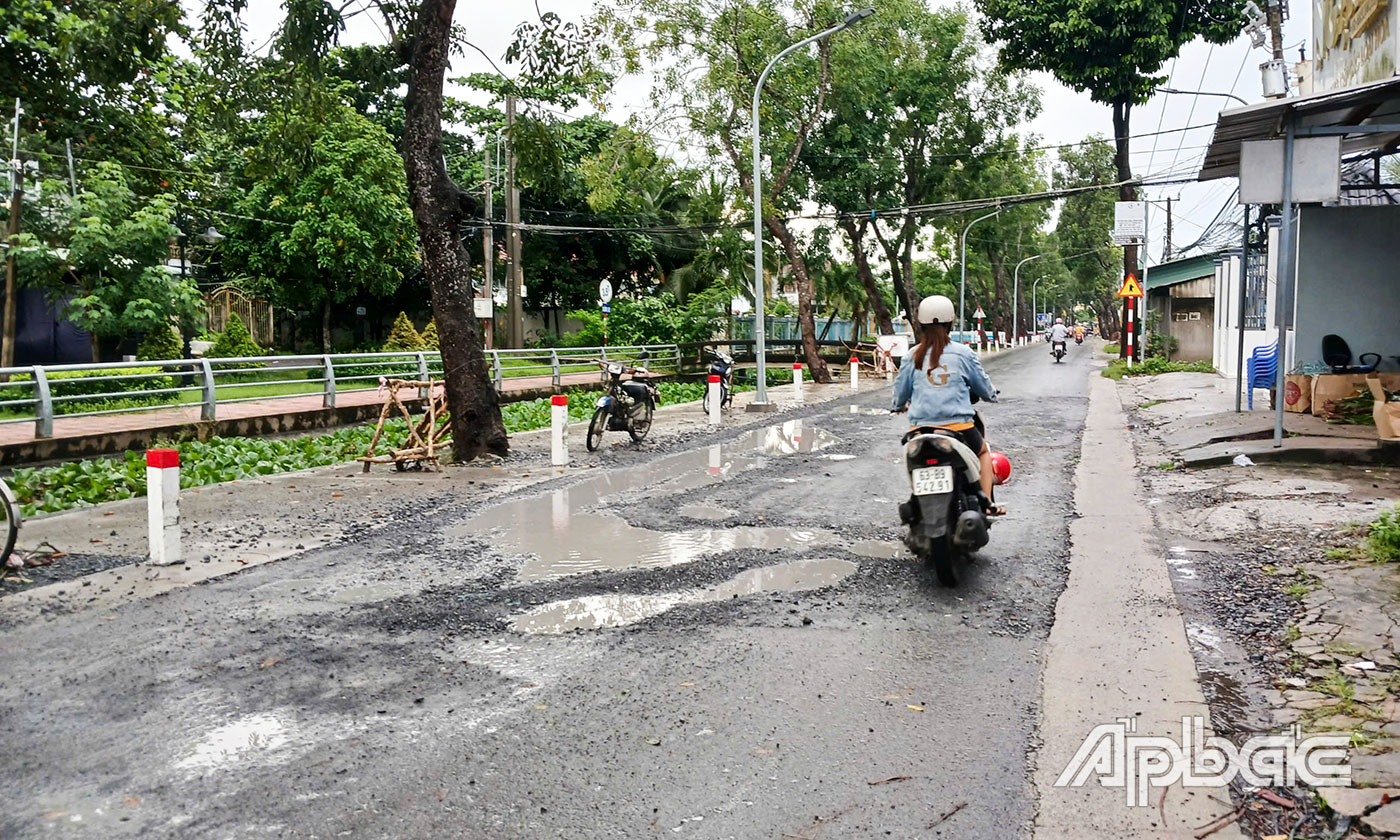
[{"x1": 989, "y1": 451, "x2": 1012, "y2": 486}]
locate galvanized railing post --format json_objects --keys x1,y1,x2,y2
[
  {"x1": 32, "y1": 366, "x2": 53, "y2": 438},
  {"x1": 550, "y1": 350, "x2": 561, "y2": 387},
  {"x1": 491, "y1": 350, "x2": 503, "y2": 392},
  {"x1": 673, "y1": 344, "x2": 681, "y2": 374},
  {"x1": 199, "y1": 359, "x2": 216, "y2": 421},
  {"x1": 322, "y1": 355, "x2": 337, "y2": 408},
  {"x1": 416, "y1": 352, "x2": 430, "y2": 400}
]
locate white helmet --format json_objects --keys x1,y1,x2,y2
[
  {"x1": 1055, "y1": 317, "x2": 1064, "y2": 325},
  {"x1": 917, "y1": 295, "x2": 955, "y2": 325}
]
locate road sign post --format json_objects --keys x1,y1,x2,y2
[{"x1": 1117, "y1": 273, "x2": 1145, "y2": 369}]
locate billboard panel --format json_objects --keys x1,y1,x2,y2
[{"x1": 1313, "y1": 0, "x2": 1399, "y2": 92}]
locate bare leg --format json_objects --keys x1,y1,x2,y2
[{"x1": 978, "y1": 445, "x2": 995, "y2": 501}]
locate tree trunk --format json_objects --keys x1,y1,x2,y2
[
  {"x1": 764, "y1": 216, "x2": 830, "y2": 383},
  {"x1": 871, "y1": 220, "x2": 917, "y2": 327},
  {"x1": 839, "y1": 218, "x2": 893, "y2": 334},
  {"x1": 321, "y1": 299, "x2": 332, "y2": 353},
  {"x1": 403, "y1": 0, "x2": 507, "y2": 460},
  {"x1": 1112, "y1": 100, "x2": 1136, "y2": 351}
]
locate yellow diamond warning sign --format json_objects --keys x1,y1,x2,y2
[{"x1": 1117, "y1": 273, "x2": 1144, "y2": 298}]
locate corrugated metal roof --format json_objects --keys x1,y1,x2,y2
[
  {"x1": 1144, "y1": 252, "x2": 1222, "y2": 292},
  {"x1": 1199, "y1": 76, "x2": 1400, "y2": 181}
]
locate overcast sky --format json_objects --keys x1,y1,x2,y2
[{"x1": 225, "y1": 0, "x2": 1313, "y2": 268}]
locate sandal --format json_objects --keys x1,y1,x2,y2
[{"x1": 987, "y1": 504, "x2": 1007, "y2": 517}]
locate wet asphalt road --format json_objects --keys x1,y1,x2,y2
[{"x1": 0, "y1": 341, "x2": 1098, "y2": 839}]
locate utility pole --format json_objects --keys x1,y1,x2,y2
[
  {"x1": 1262, "y1": 0, "x2": 1289, "y2": 98},
  {"x1": 482, "y1": 146, "x2": 494, "y2": 349},
  {"x1": 504, "y1": 95, "x2": 523, "y2": 349},
  {"x1": 1163, "y1": 196, "x2": 1173, "y2": 262},
  {"x1": 4, "y1": 99, "x2": 22, "y2": 370}
]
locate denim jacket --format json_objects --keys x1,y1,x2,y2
[{"x1": 891, "y1": 341, "x2": 997, "y2": 426}]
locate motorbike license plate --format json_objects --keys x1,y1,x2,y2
[{"x1": 911, "y1": 465, "x2": 954, "y2": 496}]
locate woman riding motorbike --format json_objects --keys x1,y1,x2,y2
[{"x1": 891, "y1": 295, "x2": 1005, "y2": 515}]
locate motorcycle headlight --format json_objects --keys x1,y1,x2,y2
[
  {"x1": 595, "y1": 396, "x2": 609, "y2": 408},
  {"x1": 608, "y1": 363, "x2": 623, "y2": 375}
]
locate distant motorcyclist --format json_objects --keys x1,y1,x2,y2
[
  {"x1": 892, "y1": 295, "x2": 1004, "y2": 515},
  {"x1": 1049, "y1": 318, "x2": 1069, "y2": 345}
]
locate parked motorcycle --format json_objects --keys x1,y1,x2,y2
[
  {"x1": 702, "y1": 348, "x2": 735, "y2": 415},
  {"x1": 586, "y1": 353, "x2": 660, "y2": 451},
  {"x1": 896, "y1": 408, "x2": 1009, "y2": 586},
  {"x1": 1051, "y1": 340, "x2": 1067, "y2": 363}
]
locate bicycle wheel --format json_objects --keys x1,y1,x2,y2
[{"x1": 0, "y1": 479, "x2": 21, "y2": 567}]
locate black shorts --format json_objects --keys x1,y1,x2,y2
[{"x1": 953, "y1": 426, "x2": 985, "y2": 455}]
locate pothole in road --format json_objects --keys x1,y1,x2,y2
[
  {"x1": 451, "y1": 420, "x2": 849, "y2": 581},
  {"x1": 508, "y1": 557, "x2": 858, "y2": 634}
]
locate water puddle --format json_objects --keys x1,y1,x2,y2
[
  {"x1": 677, "y1": 502, "x2": 732, "y2": 521},
  {"x1": 451, "y1": 420, "x2": 846, "y2": 581},
  {"x1": 849, "y1": 539, "x2": 905, "y2": 559},
  {"x1": 174, "y1": 712, "x2": 291, "y2": 772},
  {"x1": 509, "y1": 557, "x2": 858, "y2": 634},
  {"x1": 823, "y1": 453, "x2": 857, "y2": 461}
]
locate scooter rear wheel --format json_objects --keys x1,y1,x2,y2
[{"x1": 925, "y1": 536, "x2": 958, "y2": 587}]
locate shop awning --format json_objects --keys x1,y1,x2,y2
[{"x1": 1198, "y1": 76, "x2": 1400, "y2": 181}]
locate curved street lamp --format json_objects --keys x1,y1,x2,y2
[
  {"x1": 750, "y1": 8, "x2": 874, "y2": 409},
  {"x1": 1012, "y1": 254, "x2": 1044, "y2": 345},
  {"x1": 959, "y1": 208, "x2": 1000, "y2": 341}
]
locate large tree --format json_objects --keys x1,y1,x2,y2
[
  {"x1": 806, "y1": 1, "x2": 1038, "y2": 330},
  {"x1": 223, "y1": 105, "x2": 419, "y2": 352},
  {"x1": 609, "y1": 0, "x2": 848, "y2": 382},
  {"x1": 975, "y1": 0, "x2": 1245, "y2": 344},
  {"x1": 1055, "y1": 138, "x2": 1123, "y2": 337}
]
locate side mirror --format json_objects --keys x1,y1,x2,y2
[{"x1": 637, "y1": 350, "x2": 650, "y2": 362}]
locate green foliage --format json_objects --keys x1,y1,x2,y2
[
  {"x1": 565, "y1": 291, "x2": 725, "y2": 347},
  {"x1": 1055, "y1": 138, "x2": 1122, "y2": 332},
  {"x1": 420, "y1": 319, "x2": 440, "y2": 350},
  {"x1": 209, "y1": 313, "x2": 263, "y2": 361},
  {"x1": 384, "y1": 312, "x2": 425, "y2": 351},
  {"x1": 221, "y1": 104, "x2": 418, "y2": 347},
  {"x1": 138, "y1": 325, "x2": 185, "y2": 362},
  {"x1": 11, "y1": 163, "x2": 204, "y2": 343},
  {"x1": 1101, "y1": 357, "x2": 1214, "y2": 380},
  {"x1": 1145, "y1": 311, "x2": 1179, "y2": 360},
  {"x1": 1367, "y1": 506, "x2": 1400, "y2": 563},
  {"x1": 975, "y1": 0, "x2": 1245, "y2": 107}
]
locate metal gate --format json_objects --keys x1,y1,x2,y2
[{"x1": 205, "y1": 286, "x2": 275, "y2": 346}]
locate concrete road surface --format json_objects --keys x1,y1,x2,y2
[{"x1": 0, "y1": 341, "x2": 1230, "y2": 838}]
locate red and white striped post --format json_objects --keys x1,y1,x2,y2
[
  {"x1": 708, "y1": 443, "x2": 722, "y2": 476},
  {"x1": 849, "y1": 355, "x2": 860, "y2": 391},
  {"x1": 707, "y1": 374, "x2": 722, "y2": 425},
  {"x1": 550, "y1": 395, "x2": 569, "y2": 466},
  {"x1": 792, "y1": 362, "x2": 804, "y2": 400},
  {"x1": 146, "y1": 449, "x2": 181, "y2": 565},
  {"x1": 1126, "y1": 301, "x2": 1136, "y2": 369}
]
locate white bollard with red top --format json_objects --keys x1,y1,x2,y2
[
  {"x1": 884, "y1": 350, "x2": 893, "y2": 380},
  {"x1": 793, "y1": 362, "x2": 803, "y2": 401},
  {"x1": 707, "y1": 374, "x2": 722, "y2": 425},
  {"x1": 849, "y1": 355, "x2": 860, "y2": 391},
  {"x1": 550, "y1": 394, "x2": 569, "y2": 466},
  {"x1": 146, "y1": 449, "x2": 181, "y2": 565}
]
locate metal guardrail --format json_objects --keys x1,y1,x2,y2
[{"x1": 0, "y1": 344, "x2": 682, "y2": 439}]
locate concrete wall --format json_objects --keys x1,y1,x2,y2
[{"x1": 1295, "y1": 206, "x2": 1400, "y2": 372}]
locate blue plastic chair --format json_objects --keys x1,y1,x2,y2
[{"x1": 1246, "y1": 344, "x2": 1277, "y2": 410}]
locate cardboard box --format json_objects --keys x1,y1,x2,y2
[
  {"x1": 1369, "y1": 375, "x2": 1400, "y2": 442},
  {"x1": 1311, "y1": 373, "x2": 1400, "y2": 417},
  {"x1": 1284, "y1": 374, "x2": 1312, "y2": 413}
]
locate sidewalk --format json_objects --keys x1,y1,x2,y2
[
  {"x1": 1119, "y1": 365, "x2": 1400, "y2": 836},
  {"x1": 1123, "y1": 371, "x2": 1395, "y2": 467},
  {"x1": 0, "y1": 370, "x2": 604, "y2": 467}
]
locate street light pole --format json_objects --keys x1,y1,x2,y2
[
  {"x1": 1032, "y1": 274, "x2": 1049, "y2": 339},
  {"x1": 959, "y1": 208, "x2": 999, "y2": 342},
  {"x1": 1153, "y1": 87, "x2": 1250, "y2": 107},
  {"x1": 1013, "y1": 254, "x2": 1044, "y2": 346},
  {"x1": 750, "y1": 8, "x2": 872, "y2": 410}
]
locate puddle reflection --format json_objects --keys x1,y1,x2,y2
[{"x1": 509, "y1": 557, "x2": 858, "y2": 633}]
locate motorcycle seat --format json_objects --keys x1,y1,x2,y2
[{"x1": 902, "y1": 427, "x2": 982, "y2": 482}]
